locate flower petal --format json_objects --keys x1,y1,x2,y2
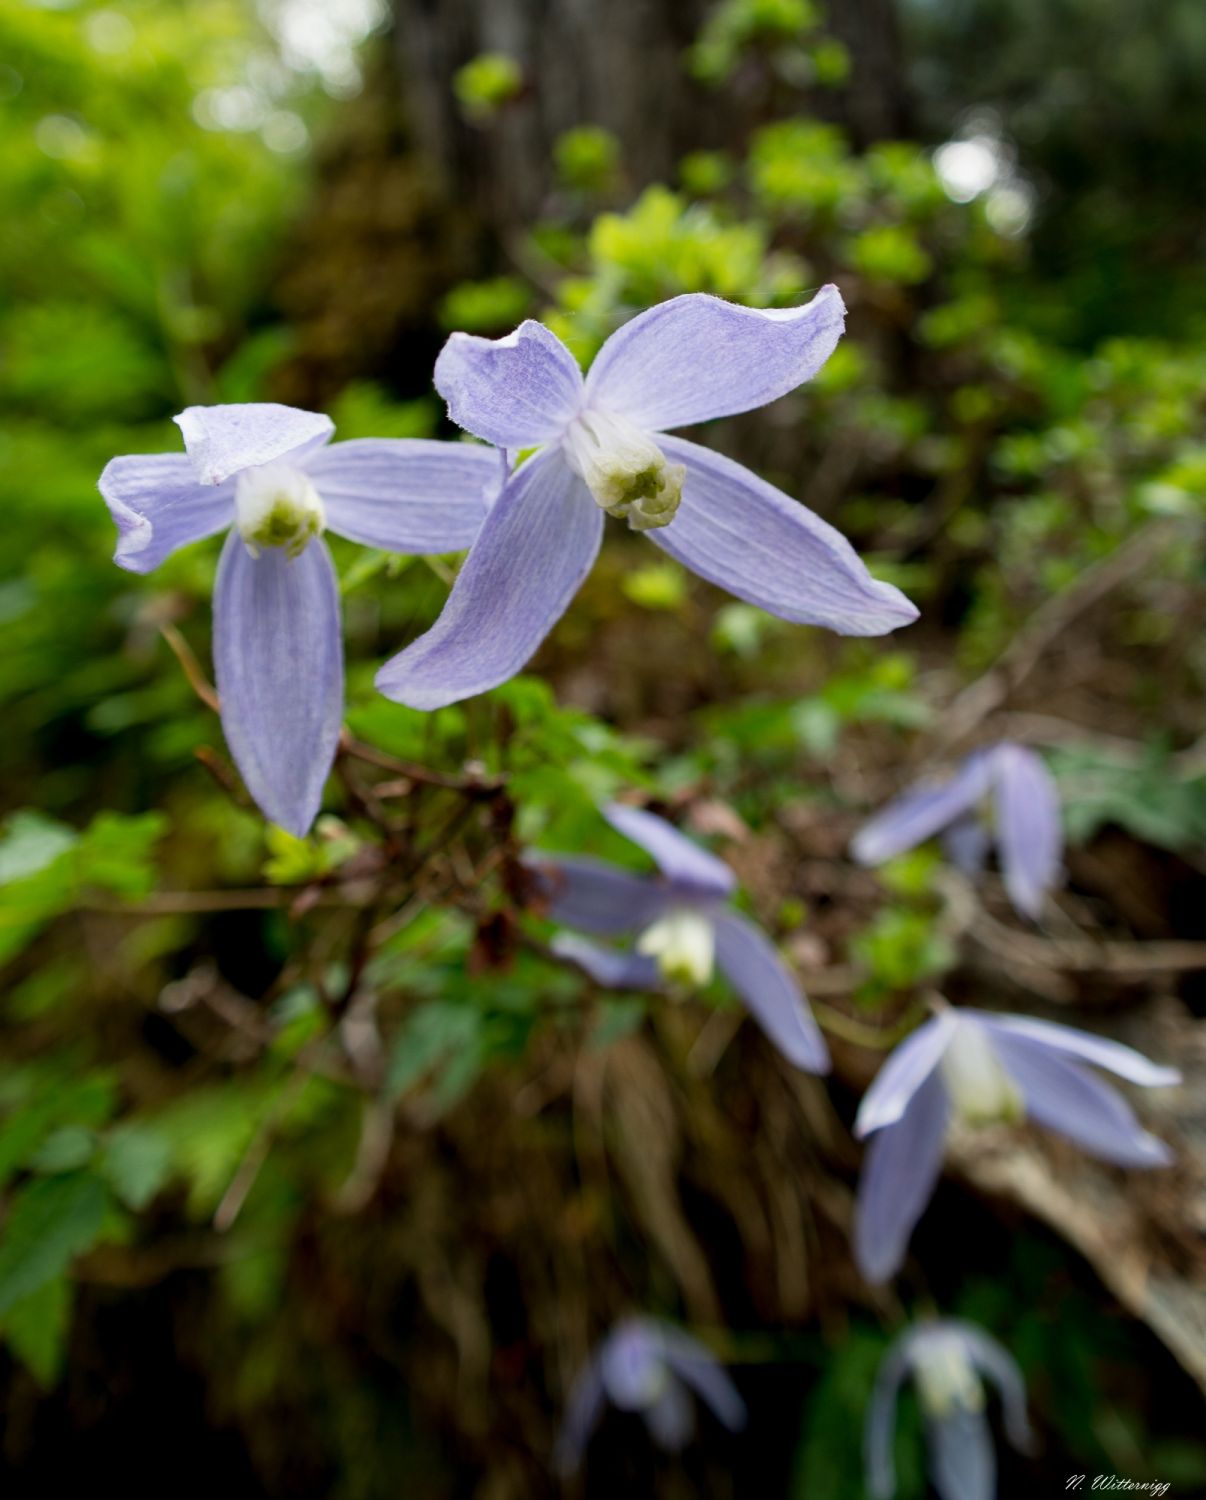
[
  {"x1": 955, "y1": 1324, "x2": 1033, "y2": 1453},
  {"x1": 525, "y1": 852, "x2": 666, "y2": 934},
  {"x1": 584, "y1": 285, "x2": 846, "y2": 432},
  {"x1": 989, "y1": 743, "x2": 1063, "y2": 918},
  {"x1": 213, "y1": 533, "x2": 344, "y2": 837},
  {"x1": 972, "y1": 1013, "x2": 1180, "y2": 1088},
  {"x1": 99, "y1": 454, "x2": 234, "y2": 574},
  {"x1": 550, "y1": 933, "x2": 663, "y2": 990},
  {"x1": 306, "y1": 438, "x2": 496, "y2": 553},
  {"x1": 712, "y1": 911, "x2": 829, "y2": 1073},
  {"x1": 644, "y1": 1382, "x2": 695, "y2": 1451},
  {"x1": 649, "y1": 436, "x2": 918, "y2": 635},
  {"x1": 552, "y1": 1358, "x2": 607, "y2": 1476},
  {"x1": 375, "y1": 450, "x2": 601, "y2": 710},
  {"x1": 984, "y1": 1029, "x2": 1173, "y2": 1167},
  {"x1": 942, "y1": 815, "x2": 991, "y2": 878},
  {"x1": 850, "y1": 754, "x2": 994, "y2": 866},
  {"x1": 854, "y1": 1012, "x2": 959, "y2": 1138},
  {"x1": 927, "y1": 1407, "x2": 995, "y2": 1500},
  {"x1": 174, "y1": 403, "x2": 333, "y2": 486},
  {"x1": 658, "y1": 1327, "x2": 747, "y2": 1432},
  {"x1": 602, "y1": 803, "x2": 736, "y2": 897},
  {"x1": 854, "y1": 1072, "x2": 950, "y2": 1285},
  {"x1": 434, "y1": 321, "x2": 584, "y2": 449},
  {"x1": 864, "y1": 1338, "x2": 912, "y2": 1500}
]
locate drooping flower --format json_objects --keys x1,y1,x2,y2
[
  {"x1": 554, "y1": 1317, "x2": 746, "y2": 1474},
  {"x1": 865, "y1": 1318, "x2": 1033, "y2": 1500},
  {"x1": 853, "y1": 1007, "x2": 1179, "y2": 1284},
  {"x1": 100, "y1": 404, "x2": 498, "y2": 835},
  {"x1": 526, "y1": 802, "x2": 830, "y2": 1073},
  {"x1": 376, "y1": 288, "x2": 919, "y2": 709},
  {"x1": 851, "y1": 742, "x2": 1062, "y2": 919}
]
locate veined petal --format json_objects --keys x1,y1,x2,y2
[
  {"x1": 854, "y1": 1012, "x2": 959, "y2": 1138},
  {"x1": 984, "y1": 1029, "x2": 1173, "y2": 1167},
  {"x1": 989, "y1": 743, "x2": 1063, "y2": 919},
  {"x1": 851, "y1": 754, "x2": 994, "y2": 866},
  {"x1": 434, "y1": 321, "x2": 585, "y2": 449},
  {"x1": 649, "y1": 436, "x2": 918, "y2": 635},
  {"x1": 956, "y1": 1325, "x2": 1033, "y2": 1453},
  {"x1": 375, "y1": 450, "x2": 601, "y2": 710},
  {"x1": 550, "y1": 933, "x2": 663, "y2": 990},
  {"x1": 864, "y1": 1340, "x2": 912, "y2": 1500},
  {"x1": 927, "y1": 1407, "x2": 995, "y2": 1500},
  {"x1": 854, "y1": 1072, "x2": 950, "y2": 1285},
  {"x1": 213, "y1": 533, "x2": 343, "y2": 837},
  {"x1": 942, "y1": 815, "x2": 991, "y2": 878},
  {"x1": 584, "y1": 285, "x2": 846, "y2": 432},
  {"x1": 644, "y1": 1382, "x2": 695, "y2": 1451},
  {"x1": 525, "y1": 852, "x2": 666, "y2": 934},
  {"x1": 658, "y1": 1327, "x2": 747, "y2": 1432},
  {"x1": 99, "y1": 453, "x2": 234, "y2": 574},
  {"x1": 307, "y1": 438, "x2": 495, "y2": 553},
  {"x1": 712, "y1": 911, "x2": 829, "y2": 1073},
  {"x1": 602, "y1": 802, "x2": 735, "y2": 897},
  {"x1": 174, "y1": 403, "x2": 333, "y2": 486},
  {"x1": 973, "y1": 1013, "x2": 1180, "y2": 1088}
]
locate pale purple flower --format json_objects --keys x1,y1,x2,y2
[
  {"x1": 100, "y1": 404, "x2": 497, "y2": 835},
  {"x1": 866, "y1": 1318, "x2": 1033, "y2": 1500},
  {"x1": 528, "y1": 802, "x2": 830, "y2": 1073},
  {"x1": 376, "y1": 287, "x2": 918, "y2": 709},
  {"x1": 554, "y1": 1317, "x2": 746, "y2": 1474},
  {"x1": 851, "y1": 742, "x2": 1063, "y2": 919},
  {"x1": 853, "y1": 1007, "x2": 1179, "y2": 1284}
]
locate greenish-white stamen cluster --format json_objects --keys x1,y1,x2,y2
[
  {"x1": 235, "y1": 462, "x2": 326, "y2": 559},
  {"x1": 914, "y1": 1335, "x2": 986, "y2": 1420},
  {"x1": 637, "y1": 909, "x2": 715, "y2": 987},
  {"x1": 563, "y1": 410, "x2": 685, "y2": 531},
  {"x1": 940, "y1": 1022, "x2": 1024, "y2": 1128}
]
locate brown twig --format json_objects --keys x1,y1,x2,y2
[{"x1": 160, "y1": 622, "x2": 219, "y2": 712}]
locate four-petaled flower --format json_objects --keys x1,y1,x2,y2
[
  {"x1": 99, "y1": 403, "x2": 498, "y2": 835},
  {"x1": 865, "y1": 1318, "x2": 1033, "y2": 1500},
  {"x1": 554, "y1": 1316, "x2": 746, "y2": 1474},
  {"x1": 376, "y1": 287, "x2": 919, "y2": 710},
  {"x1": 527, "y1": 801, "x2": 830, "y2": 1073},
  {"x1": 851, "y1": 741, "x2": 1062, "y2": 919},
  {"x1": 853, "y1": 1006, "x2": 1179, "y2": 1284}
]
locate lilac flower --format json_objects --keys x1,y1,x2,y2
[
  {"x1": 851, "y1": 742, "x2": 1062, "y2": 919},
  {"x1": 554, "y1": 1317, "x2": 746, "y2": 1474},
  {"x1": 100, "y1": 404, "x2": 497, "y2": 835},
  {"x1": 376, "y1": 287, "x2": 919, "y2": 709},
  {"x1": 527, "y1": 802, "x2": 830, "y2": 1073},
  {"x1": 853, "y1": 1007, "x2": 1179, "y2": 1284},
  {"x1": 866, "y1": 1318, "x2": 1033, "y2": 1500}
]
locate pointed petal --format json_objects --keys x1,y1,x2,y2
[
  {"x1": 984, "y1": 1029, "x2": 1173, "y2": 1167},
  {"x1": 585, "y1": 285, "x2": 846, "y2": 432},
  {"x1": 942, "y1": 815, "x2": 991, "y2": 878},
  {"x1": 434, "y1": 321, "x2": 584, "y2": 449},
  {"x1": 658, "y1": 1328, "x2": 747, "y2": 1432},
  {"x1": 854, "y1": 1073, "x2": 950, "y2": 1285},
  {"x1": 174, "y1": 403, "x2": 333, "y2": 485},
  {"x1": 99, "y1": 454, "x2": 234, "y2": 574},
  {"x1": 649, "y1": 436, "x2": 918, "y2": 635},
  {"x1": 375, "y1": 451, "x2": 601, "y2": 710},
  {"x1": 973, "y1": 1013, "x2": 1180, "y2": 1088},
  {"x1": 213, "y1": 534, "x2": 344, "y2": 837},
  {"x1": 864, "y1": 1338, "x2": 913, "y2": 1500},
  {"x1": 927, "y1": 1407, "x2": 995, "y2": 1500},
  {"x1": 602, "y1": 803, "x2": 735, "y2": 897},
  {"x1": 644, "y1": 1382, "x2": 695, "y2": 1451},
  {"x1": 525, "y1": 851, "x2": 666, "y2": 934},
  {"x1": 307, "y1": 438, "x2": 495, "y2": 553},
  {"x1": 989, "y1": 743, "x2": 1063, "y2": 918},
  {"x1": 955, "y1": 1324, "x2": 1033, "y2": 1453},
  {"x1": 854, "y1": 1013, "x2": 958, "y2": 1138},
  {"x1": 851, "y1": 754, "x2": 994, "y2": 866},
  {"x1": 712, "y1": 911, "x2": 829, "y2": 1073},
  {"x1": 550, "y1": 933, "x2": 663, "y2": 990},
  {"x1": 552, "y1": 1358, "x2": 607, "y2": 1475}
]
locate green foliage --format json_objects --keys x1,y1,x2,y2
[
  {"x1": 554, "y1": 126, "x2": 622, "y2": 194},
  {"x1": 453, "y1": 53, "x2": 523, "y2": 121}
]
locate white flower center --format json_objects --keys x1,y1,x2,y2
[
  {"x1": 914, "y1": 1335, "x2": 985, "y2": 1420},
  {"x1": 234, "y1": 463, "x2": 325, "y2": 558},
  {"x1": 563, "y1": 410, "x2": 685, "y2": 531},
  {"x1": 637, "y1": 909, "x2": 715, "y2": 987},
  {"x1": 940, "y1": 1021, "x2": 1024, "y2": 1127}
]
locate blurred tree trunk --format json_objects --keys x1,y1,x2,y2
[{"x1": 391, "y1": 0, "x2": 910, "y2": 230}]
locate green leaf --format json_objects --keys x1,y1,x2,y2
[
  {"x1": 1, "y1": 1275, "x2": 72, "y2": 1387},
  {"x1": 101, "y1": 1124, "x2": 173, "y2": 1211},
  {"x1": 0, "y1": 1173, "x2": 108, "y2": 1316}
]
